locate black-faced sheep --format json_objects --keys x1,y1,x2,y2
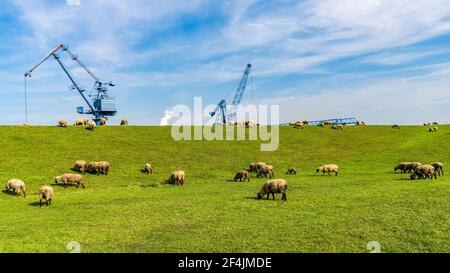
[
  {"x1": 143, "y1": 163, "x2": 153, "y2": 174},
  {"x1": 120, "y1": 119, "x2": 129, "y2": 126},
  {"x1": 317, "y1": 164, "x2": 339, "y2": 176},
  {"x1": 293, "y1": 122, "x2": 304, "y2": 130},
  {"x1": 55, "y1": 174, "x2": 85, "y2": 188},
  {"x1": 39, "y1": 186, "x2": 54, "y2": 207},
  {"x1": 257, "y1": 179, "x2": 288, "y2": 201},
  {"x1": 169, "y1": 171, "x2": 186, "y2": 185},
  {"x1": 392, "y1": 124, "x2": 401, "y2": 129},
  {"x1": 431, "y1": 162, "x2": 444, "y2": 176},
  {"x1": 428, "y1": 127, "x2": 438, "y2": 132},
  {"x1": 73, "y1": 160, "x2": 87, "y2": 174},
  {"x1": 234, "y1": 170, "x2": 250, "y2": 182},
  {"x1": 286, "y1": 167, "x2": 297, "y2": 175},
  {"x1": 99, "y1": 118, "x2": 107, "y2": 126},
  {"x1": 331, "y1": 125, "x2": 343, "y2": 130},
  {"x1": 257, "y1": 164, "x2": 274, "y2": 178},
  {"x1": 4, "y1": 179, "x2": 26, "y2": 197}
]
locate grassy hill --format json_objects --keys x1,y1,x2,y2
[{"x1": 0, "y1": 125, "x2": 448, "y2": 253}]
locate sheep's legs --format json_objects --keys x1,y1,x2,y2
[
  {"x1": 266, "y1": 194, "x2": 270, "y2": 200},
  {"x1": 272, "y1": 193, "x2": 275, "y2": 200}
]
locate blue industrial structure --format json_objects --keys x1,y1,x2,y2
[
  {"x1": 209, "y1": 64, "x2": 252, "y2": 125},
  {"x1": 24, "y1": 44, "x2": 117, "y2": 125},
  {"x1": 307, "y1": 117, "x2": 358, "y2": 126}
]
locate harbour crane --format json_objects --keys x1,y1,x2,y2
[
  {"x1": 24, "y1": 44, "x2": 117, "y2": 124},
  {"x1": 209, "y1": 63, "x2": 252, "y2": 125}
]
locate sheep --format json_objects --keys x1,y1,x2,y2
[
  {"x1": 317, "y1": 164, "x2": 339, "y2": 176},
  {"x1": 120, "y1": 119, "x2": 129, "y2": 126},
  {"x1": 245, "y1": 120, "x2": 257, "y2": 128},
  {"x1": 143, "y1": 163, "x2": 153, "y2": 174},
  {"x1": 99, "y1": 161, "x2": 110, "y2": 175},
  {"x1": 249, "y1": 162, "x2": 267, "y2": 173},
  {"x1": 99, "y1": 118, "x2": 107, "y2": 126},
  {"x1": 257, "y1": 164, "x2": 275, "y2": 178},
  {"x1": 392, "y1": 124, "x2": 401, "y2": 129},
  {"x1": 356, "y1": 121, "x2": 366, "y2": 126},
  {"x1": 302, "y1": 120, "x2": 309, "y2": 126},
  {"x1": 234, "y1": 170, "x2": 250, "y2": 182},
  {"x1": 74, "y1": 119, "x2": 84, "y2": 126},
  {"x1": 257, "y1": 179, "x2": 288, "y2": 201},
  {"x1": 55, "y1": 174, "x2": 85, "y2": 188},
  {"x1": 331, "y1": 125, "x2": 343, "y2": 130},
  {"x1": 293, "y1": 122, "x2": 304, "y2": 130},
  {"x1": 430, "y1": 162, "x2": 444, "y2": 176},
  {"x1": 169, "y1": 171, "x2": 186, "y2": 185},
  {"x1": 39, "y1": 186, "x2": 54, "y2": 207},
  {"x1": 433, "y1": 122, "x2": 439, "y2": 126},
  {"x1": 411, "y1": 165, "x2": 437, "y2": 180},
  {"x1": 286, "y1": 167, "x2": 297, "y2": 175},
  {"x1": 394, "y1": 162, "x2": 410, "y2": 173},
  {"x1": 4, "y1": 179, "x2": 26, "y2": 197},
  {"x1": 428, "y1": 127, "x2": 438, "y2": 132},
  {"x1": 73, "y1": 160, "x2": 87, "y2": 174},
  {"x1": 405, "y1": 162, "x2": 422, "y2": 173},
  {"x1": 87, "y1": 121, "x2": 96, "y2": 130},
  {"x1": 323, "y1": 121, "x2": 332, "y2": 126},
  {"x1": 317, "y1": 123, "x2": 325, "y2": 128},
  {"x1": 58, "y1": 120, "x2": 68, "y2": 127},
  {"x1": 86, "y1": 161, "x2": 102, "y2": 175}
]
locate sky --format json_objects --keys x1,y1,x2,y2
[{"x1": 1, "y1": 0, "x2": 450, "y2": 125}]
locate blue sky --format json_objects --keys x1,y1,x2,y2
[{"x1": 1, "y1": 0, "x2": 450, "y2": 125}]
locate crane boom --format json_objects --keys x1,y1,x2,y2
[{"x1": 24, "y1": 44, "x2": 64, "y2": 77}]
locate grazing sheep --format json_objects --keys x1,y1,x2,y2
[
  {"x1": 293, "y1": 122, "x2": 305, "y2": 130},
  {"x1": 286, "y1": 167, "x2": 297, "y2": 175},
  {"x1": 431, "y1": 162, "x2": 444, "y2": 176},
  {"x1": 317, "y1": 123, "x2": 325, "y2": 127},
  {"x1": 405, "y1": 162, "x2": 422, "y2": 173},
  {"x1": 4, "y1": 179, "x2": 26, "y2": 197},
  {"x1": 257, "y1": 179, "x2": 288, "y2": 201},
  {"x1": 257, "y1": 164, "x2": 275, "y2": 178},
  {"x1": 331, "y1": 125, "x2": 343, "y2": 130},
  {"x1": 394, "y1": 162, "x2": 410, "y2": 173},
  {"x1": 411, "y1": 165, "x2": 437, "y2": 180},
  {"x1": 99, "y1": 161, "x2": 110, "y2": 175},
  {"x1": 39, "y1": 186, "x2": 54, "y2": 207},
  {"x1": 99, "y1": 118, "x2": 107, "y2": 126},
  {"x1": 55, "y1": 174, "x2": 85, "y2": 188},
  {"x1": 169, "y1": 171, "x2": 186, "y2": 185},
  {"x1": 428, "y1": 127, "x2": 438, "y2": 132},
  {"x1": 323, "y1": 121, "x2": 332, "y2": 126},
  {"x1": 86, "y1": 161, "x2": 102, "y2": 175},
  {"x1": 120, "y1": 119, "x2": 129, "y2": 126},
  {"x1": 143, "y1": 163, "x2": 153, "y2": 174},
  {"x1": 245, "y1": 120, "x2": 257, "y2": 128},
  {"x1": 87, "y1": 121, "x2": 96, "y2": 130},
  {"x1": 58, "y1": 120, "x2": 68, "y2": 127},
  {"x1": 317, "y1": 164, "x2": 339, "y2": 176},
  {"x1": 249, "y1": 162, "x2": 267, "y2": 173},
  {"x1": 302, "y1": 120, "x2": 309, "y2": 126},
  {"x1": 234, "y1": 170, "x2": 250, "y2": 182},
  {"x1": 73, "y1": 160, "x2": 87, "y2": 174},
  {"x1": 392, "y1": 124, "x2": 401, "y2": 129},
  {"x1": 74, "y1": 119, "x2": 84, "y2": 126},
  {"x1": 356, "y1": 121, "x2": 366, "y2": 126},
  {"x1": 433, "y1": 122, "x2": 439, "y2": 126}
]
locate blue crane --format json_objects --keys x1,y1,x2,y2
[
  {"x1": 209, "y1": 63, "x2": 252, "y2": 125},
  {"x1": 24, "y1": 44, "x2": 117, "y2": 125}
]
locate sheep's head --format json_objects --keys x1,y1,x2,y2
[
  {"x1": 316, "y1": 167, "x2": 322, "y2": 173},
  {"x1": 55, "y1": 176, "x2": 62, "y2": 183},
  {"x1": 257, "y1": 192, "x2": 263, "y2": 200},
  {"x1": 410, "y1": 174, "x2": 418, "y2": 180}
]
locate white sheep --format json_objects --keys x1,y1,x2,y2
[
  {"x1": 4, "y1": 179, "x2": 26, "y2": 197},
  {"x1": 317, "y1": 164, "x2": 339, "y2": 176},
  {"x1": 257, "y1": 179, "x2": 288, "y2": 201}
]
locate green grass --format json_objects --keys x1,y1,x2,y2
[{"x1": 0, "y1": 125, "x2": 448, "y2": 253}]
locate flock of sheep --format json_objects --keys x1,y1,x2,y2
[
  {"x1": 394, "y1": 162, "x2": 444, "y2": 180},
  {"x1": 3, "y1": 120, "x2": 445, "y2": 205},
  {"x1": 58, "y1": 118, "x2": 129, "y2": 129},
  {"x1": 290, "y1": 120, "x2": 366, "y2": 130}
]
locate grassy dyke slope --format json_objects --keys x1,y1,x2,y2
[{"x1": 0, "y1": 125, "x2": 448, "y2": 253}]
